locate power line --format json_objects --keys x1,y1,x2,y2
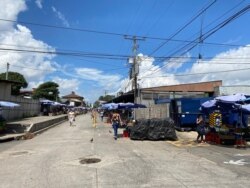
[
  {"x1": 142, "y1": 67, "x2": 250, "y2": 78},
  {"x1": 149, "y1": 0, "x2": 217, "y2": 55},
  {"x1": 138, "y1": 1, "x2": 247, "y2": 78},
  {"x1": 0, "y1": 18, "x2": 249, "y2": 49},
  {"x1": 135, "y1": 0, "x2": 159, "y2": 34},
  {"x1": 153, "y1": 0, "x2": 247, "y2": 59},
  {"x1": 0, "y1": 43, "x2": 127, "y2": 67},
  {"x1": 0, "y1": 47, "x2": 129, "y2": 60},
  {"x1": 2, "y1": 47, "x2": 250, "y2": 62},
  {"x1": 144, "y1": 0, "x2": 175, "y2": 36},
  {"x1": 10, "y1": 64, "x2": 128, "y2": 72},
  {"x1": 139, "y1": 4, "x2": 250, "y2": 79}
]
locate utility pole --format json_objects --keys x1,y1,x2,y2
[
  {"x1": 6, "y1": 62, "x2": 9, "y2": 80},
  {"x1": 104, "y1": 90, "x2": 108, "y2": 96},
  {"x1": 125, "y1": 36, "x2": 145, "y2": 103}
]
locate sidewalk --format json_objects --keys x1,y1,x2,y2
[{"x1": 0, "y1": 114, "x2": 67, "y2": 142}]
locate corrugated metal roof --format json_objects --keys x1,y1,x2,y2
[{"x1": 141, "y1": 80, "x2": 222, "y2": 92}]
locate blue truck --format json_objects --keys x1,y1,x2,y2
[{"x1": 155, "y1": 97, "x2": 212, "y2": 131}]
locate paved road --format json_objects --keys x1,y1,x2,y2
[{"x1": 0, "y1": 114, "x2": 250, "y2": 188}]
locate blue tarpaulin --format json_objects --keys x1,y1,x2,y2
[
  {"x1": 201, "y1": 93, "x2": 250, "y2": 128},
  {"x1": 101, "y1": 102, "x2": 146, "y2": 110}
]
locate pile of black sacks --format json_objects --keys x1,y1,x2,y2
[{"x1": 130, "y1": 118, "x2": 177, "y2": 141}]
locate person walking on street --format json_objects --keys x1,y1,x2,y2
[
  {"x1": 91, "y1": 109, "x2": 97, "y2": 128},
  {"x1": 111, "y1": 110, "x2": 122, "y2": 140},
  {"x1": 100, "y1": 110, "x2": 104, "y2": 122},
  {"x1": 68, "y1": 109, "x2": 75, "y2": 126},
  {"x1": 196, "y1": 114, "x2": 205, "y2": 143}
]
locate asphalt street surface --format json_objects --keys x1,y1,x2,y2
[{"x1": 0, "y1": 114, "x2": 250, "y2": 188}]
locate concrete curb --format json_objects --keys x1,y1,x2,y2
[
  {"x1": 0, "y1": 119, "x2": 67, "y2": 142},
  {"x1": 32, "y1": 119, "x2": 67, "y2": 136},
  {"x1": 0, "y1": 133, "x2": 25, "y2": 142}
]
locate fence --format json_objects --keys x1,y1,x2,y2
[
  {"x1": 0, "y1": 96, "x2": 40, "y2": 121},
  {"x1": 135, "y1": 104, "x2": 170, "y2": 120}
]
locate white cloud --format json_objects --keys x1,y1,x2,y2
[
  {"x1": 35, "y1": 0, "x2": 43, "y2": 9},
  {"x1": 0, "y1": 0, "x2": 26, "y2": 30},
  {"x1": 120, "y1": 45, "x2": 250, "y2": 93},
  {"x1": 0, "y1": 24, "x2": 56, "y2": 81},
  {"x1": 120, "y1": 54, "x2": 180, "y2": 92},
  {"x1": 163, "y1": 53, "x2": 191, "y2": 72},
  {"x1": 52, "y1": 77, "x2": 81, "y2": 96},
  {"x1": 180, "y1": 45, "x2": 250, "y2": 85},
  {"x1": 138, "y1": 55, "x2": 180, "y2": 88},
  {"x1": 0, "y1": 0, "x2": 57, "y2": 90},
  {"x1": 51, "y1": 6, "x2": 69, "y2": 27},
  {"x1": 75, "y1": 68, "x2": 122, "y2": 90}
]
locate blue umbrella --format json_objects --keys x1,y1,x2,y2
[
  {"x1": 101, "y1": 103, "x2": 119, "y2": 110},
  {"x1": 0, "y1": 101, "x2": 20, "y2": 107},
  {"x1": 51, "y1": 102, "x2": 65, "y2": 106},
  {"x1": 118, "y1": 102, "x2": 146, "y2": 109},
  {"x1": 102, "y1": 102, "x2": 146, "y2": 110},
  {"x1": 40, "y1": 99, "x2": 54, "y2": 104}
]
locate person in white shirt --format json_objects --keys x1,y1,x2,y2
[{"x1": 68, "y1": 110, "x2": 75, "y2": 126}]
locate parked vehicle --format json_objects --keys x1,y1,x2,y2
[{"x1": 155, "y1": 97, "x2": 212, "y2": 131}]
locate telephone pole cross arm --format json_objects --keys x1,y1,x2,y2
[{"x1": 124, "y1": 35, "x2": 145, "y2": 103}]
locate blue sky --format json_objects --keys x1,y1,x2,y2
[{"x1": 0, "y1": 0, "x2": 250, "y2": 103}]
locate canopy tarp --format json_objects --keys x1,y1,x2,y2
[
  {"x1": 201, "y1": 93, "x2": 249, "y2": 112},
  {"x1": 118, "y1": 102, "x2": 146, "y2": 109},
  {"x1": 201, "y1": 100, "x2": 217, "y2": 108},
  {"x1": 102, "y1": 102, "x2": 146, "y2": 110},
  {"x1": 215, "y1": 93, "x2": 246, "y2": 103},
  {"x1": 101, "y1": 103, "x2": 119, "y2": 110},
  {"x1": 51, "y1": 102, "x2": 65, "y2": 106},
  {"x1": 200, "y1": 93, "x2": 250, "y2": 127},
  {"x1": 40, "y1": 99, "x2": 54, "y2": 104},
  {"x1": 0, "y1": 101, "x2": 20, "y2": 107}
]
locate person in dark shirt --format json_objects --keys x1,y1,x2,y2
[
  {"x1": 196, "y1": 114, "x2": 205, "y2": 143},
  {"x1": 111, "y1": 110, "x2": 122, "y2": 140}
]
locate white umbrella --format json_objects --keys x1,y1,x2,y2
[
  {"x1": 0, "y1": 101, "x2": 20, "y2": 107},
  {"x1": 241, "y1": 104, "x2": 250, "y2": 112},
  {"x1": 215, "y1": 93, "x2": 246, "y2": 103},
  {"x1": 201, "y1": 100, "x2": 217, "y2": 108}
]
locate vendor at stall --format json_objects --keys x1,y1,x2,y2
[
  {"x1": 196, "y1": 114, "x2": 205, "y2": 143},
  {"x1": 0, "y1": 108, "x2": 6, "y2": 131}
]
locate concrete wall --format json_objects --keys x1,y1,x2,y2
[
  {"x1": 0, "y1": 96, "x2": 40, "y2": 121},
  {"x1": 214, "y1": 86, "x2": 250, "y2": 96},
  {"x1": 0, "y1": 83, "x2": 11, "y2": 99},
  {"x1": 135, "y1": 104, "x2": 170, "y2": 120}
]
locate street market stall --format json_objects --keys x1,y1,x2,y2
[
  {"x1": 0, "y1": 101, "x2": 20, "y2": 132},
  {"x1": 101, "y1": 102, "x2": 146, "y2": 123},
  {"x1": 201, "y1": 93, "x2": 250, "y2": 147},
  {"x1": 101, "y1": 102, "x2": 177, "y2": 140}
]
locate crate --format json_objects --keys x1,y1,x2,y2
[{"x1": 123, "y1": 130, "x2": 129, "y2": 138}]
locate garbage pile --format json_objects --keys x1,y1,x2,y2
[{"x1": 130, "y1": 118, "x2": 177, "y2": 141}]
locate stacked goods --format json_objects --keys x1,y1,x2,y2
[
  {"x1": 209, "y1": 112, "x2": 222, "y2": 128},
  {"x1": 129, "y1": 119, "x2": 150, "y2": 140},
  {"x1": 130, "y1": 118, "x2": 177, "y2": 141}
]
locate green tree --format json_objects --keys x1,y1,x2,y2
[
  {"x1": 93, "y1": 101, "x2": 100, "y2": 108},
  {"x1": 33, "y1": 81, "x2": 60, "y2": 101},
  {"x1": 99, "y1": 95, "x2": 115, "y2": 102},
  {"x1": 0, "y1": 72, "x2": 28, "y2": 95},
  {"x1": 93, "y1": 95, "x2": 115, "y2": 108}
]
